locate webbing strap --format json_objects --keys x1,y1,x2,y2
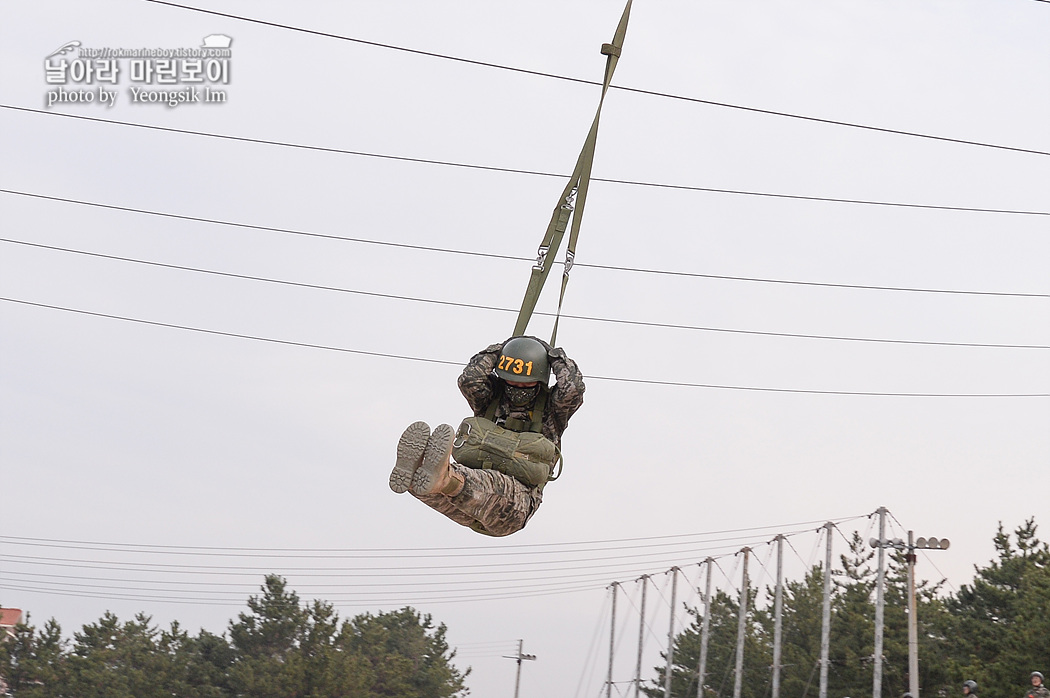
[
  {"x1": 484, "y1": 384, "x2": 548, "y2": 434},
  {"x1": 512, "y1": 0, "x2": 633, "y2": 345}
]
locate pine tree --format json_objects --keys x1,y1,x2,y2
[
  {"x1": 0, "y1": 615, "x2": 66, "y2": 697},
  {"x1": 947, "y1": 520, "x2": 1050, "y2": 698}
]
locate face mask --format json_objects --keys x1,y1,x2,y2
[{"x1": 505, "y1": 384, "x2": 539, "y2": 407}]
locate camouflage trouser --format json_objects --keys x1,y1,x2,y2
[{"x1": 413, "y1": 463, "x2": 543, "y2": 537}]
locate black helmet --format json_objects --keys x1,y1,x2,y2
[
  {"x1": 963, "y1": 680, "x2": 977, "y2": 694},
  {"x1": 493, "y1": 337, "x2": 549, "y2": 384}
]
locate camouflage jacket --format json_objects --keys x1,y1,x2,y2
[
  {"x1": 1026, "y1": 687, "x2": 1050, "y2": 698},
  {"x1": 457, "y1": 338, "x2": 585, "y2": 450}
]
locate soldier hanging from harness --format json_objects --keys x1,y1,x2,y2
[
  {"x1": 386, "y1": 1, "x2": 630, "y2": 535},
  {"x1": 388, "y1": 336, "x2": 584, "y2": 536}
]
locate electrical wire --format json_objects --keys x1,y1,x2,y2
[
  {"x1": 0, "y1": 518, "x2": 849, "y2": 552},
  {"x1": 0, "y1": 579, "x2": 603, "y2": 607},
  {"x1": 0, "y1": 571, "x2": 652, "y2": 599},
  {"x1": 1, "y1": 525, "x2": 870, "y2": 612},
  {"x1": 0, "y1": 531, "x2": 822, "y2": 580},
  {"x1": 574, "y1": 591, "x2": 611, "y2": 698},
  {"x1": 0, "y1": 562, "x2": 740, "y2": 592},
  {"x1": 4, "y1": 237, "x2": 1045, "y2": 349},
  {"x1": 138, "y1": 1, "x2": 1050, "y2": 158},
  {"x1": 0, "y1": 520, "x2": 889, "y2": 612},
  {"x1": 3, "y1": 297, "x2": 1046, "y2": 397},
  {"x1": 4, "y1": 188, "x2": 1046, "y2": 299},
  {"x1": 5, "y1": 108, "x2": 1048, "y2": 219},
  {"x1": 0, "y1": 539, "x2": 799, "y2": 573},
  {"x1": 0, "y1": 528, "x2": 822, "y2": 560}
]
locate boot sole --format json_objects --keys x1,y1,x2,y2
[
  {"x1": 410, "y1": 423, "x2": 454, "y2": 496},
  {"x1": 389, "y1": 421, "x2": 430, "y2": 494}
]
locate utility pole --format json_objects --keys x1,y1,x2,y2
[
  {"x1": 905, "y1": 531, "x2": 949, "y2": 698},
  {"x1": 872, "y1": 507, "x2": 887, "y2": 698},
  {"x1": 503, "y1": 639, "x2": 536, "y2": 698},
  {"x1": 696, "y1": 558, "x2": 713, "y2": 698},
  {"x1": 665, "y1": 567, "x2": 679, "y2": 698},
  {"x1": 868, "y1": 513, "x2": 950, "y2": 698},
  {"x1": 772, "y1": 537, "x2": 784, "y2": 698},
  {"x1": 819, "y1": 522, "x2": 834, "y2": 698},
  {"x1": 907, "y1": 530, "x2": 919, "y2": 698},
  {"x1": 733, "y1": 548, "x2": 750, "y2": 698},
  {"x1": 636, "y1": 575, "x2": 648, "y2": 698},
  {"x1": 609, "y1": 582, "x2": 618, "y2": 698}
]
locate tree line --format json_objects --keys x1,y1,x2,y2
[
  {"x1": 0, "y1": 575, "x2": 468, "y2": 697},
  {"x1": 646, "y1": 519, "x2": 1050, "y2": 698},
  {"x1": 2, "y1": 520, "x2": 1047, "y2": 697}
]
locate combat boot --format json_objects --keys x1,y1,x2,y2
[
  {"x1": 410, "y1": 423, "x2": 465, "y2": 496},
  {"x1": 389, "y1": 421, "x2": 430, "y2": 493}
]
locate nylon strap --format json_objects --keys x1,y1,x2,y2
[
  {"x1": 512, "y1": 0, "x2": 633, "y2": 345},
  {"x1": 484, "y1": 384, "x2": 548, "y2": 434}
]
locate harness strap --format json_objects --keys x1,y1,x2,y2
[
  {"x1": 485, "y1": 384, "x2": 548, "y2": 434},
  {"x1": 512, "y1": 0, "x2": 633, "y2": 345}
]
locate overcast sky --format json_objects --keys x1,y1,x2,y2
[{"x1": 1, "y1": 1, "x2": 1048, "y2": 696}]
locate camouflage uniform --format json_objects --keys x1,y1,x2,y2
[
  {"x1": 1026, "y1": 685, "x2": 1050, "y2": 698},
  {"x1": 413, "y1": 338, "x2": 585, "y2": 536}
]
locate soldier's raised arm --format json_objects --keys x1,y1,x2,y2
[
  {"x1": 457, "y1": 342, "x2": 503, "y2": 415},
  {"x1": 546, "y1": 346, "x2": 585, "y2": 436}
]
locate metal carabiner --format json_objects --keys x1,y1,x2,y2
[{"x1": 453, "y1": 421, "x2": 471, "y2": 449}]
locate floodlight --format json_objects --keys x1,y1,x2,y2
[
  {"x1": 927, "y1": 537, "x2": 939, "y2": 549},
  {"x1": 939, "y1": 539, "x2": 950, "y2": 550},
  {"x1": 869, "y1": 538, "x2": 879, "y2": 548},
  {"x1": 916, "y1": 537, "x2": 927, "y2": 548}
]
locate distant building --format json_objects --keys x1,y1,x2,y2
[{"x1": 0, "y1": 608, "x2": 23, "y2": 641}]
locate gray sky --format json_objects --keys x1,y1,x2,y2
[{"x1": 1, "y1": 1, "x2": 1048, "y2": 695}]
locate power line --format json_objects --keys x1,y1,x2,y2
[
  {"x1": 0, "y1": 569, "x2": 679, "y2": 597},
  {"x1": 140, "y1": 1, "x2": 1050, "y2": 158},
  {"x1": 3, "y1": 108, "x2": 1048, "y2": 218},
  {"x1": 579, "y1": 262, "x2": 1049, "y2": 299},
  {"x1": 2, "y1": 189, "x2": 1046, "y2": 299},
  {"x1": 0, "y1": 548, "x2": 757, "y2": 581},
  {"x1": 0, "y1": 546, "x2": 766, "y2": 574},
  {"x1": 0, "y1": 528, "x2": 820, "y2": 560},
  {"x1": 2, "y1": 296, "x2": 1047, "y2": 397},
  {"x1": 4, "y1": 236, "x2": 1045, "y2": 349},
  {"x1": 0, "y1": 518, "x2": 857, "y2": 555},
  {"x1": 0, "y1": 579, "x2": 604, "y2": 606}
]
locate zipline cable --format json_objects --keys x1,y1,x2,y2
[
  {"x1": 139, "y1": 1, "x2": 1050, "y2": 158},
  {"x1": 2, "y1": 296, "x2": 1047, "y2": 397}
]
